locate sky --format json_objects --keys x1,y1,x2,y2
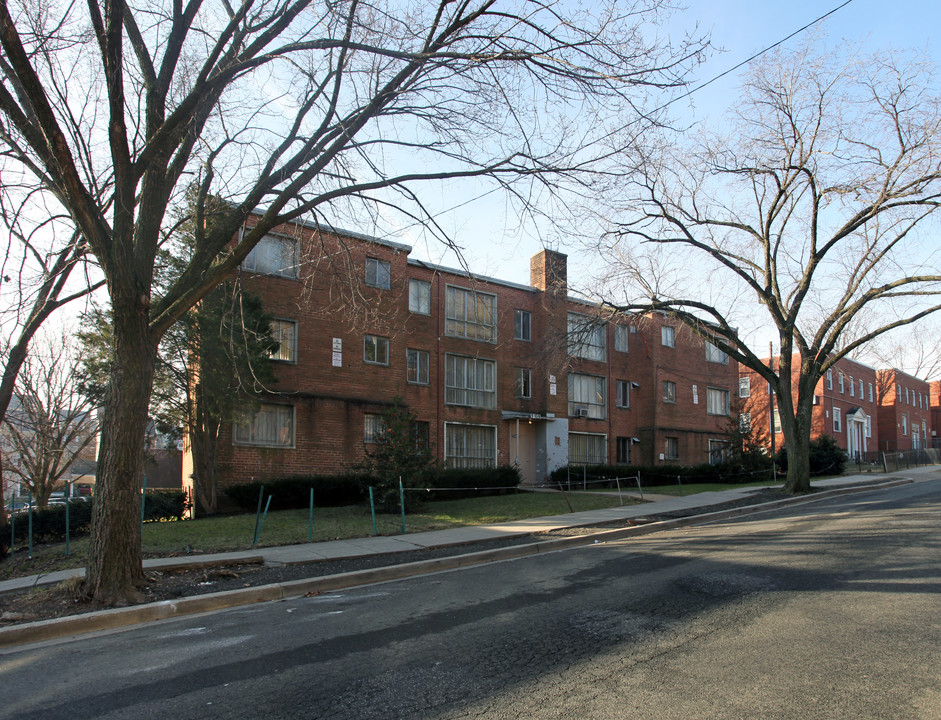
[{"x1": 401, "y1": 0, "x2": 941, "y2": 292}]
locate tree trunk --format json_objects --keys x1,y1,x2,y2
[
  {"x1": 189, "y1": 383, "x2": 222, "y2": 516},
  {"x1": 781, "y1": 397, "x2": 813, "y2": 494},
  {"x1": 84, "y1": 304, "x2": 157, "y2": 605}
]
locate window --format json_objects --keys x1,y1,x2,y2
[
  {"x1": 833, "y1": 407, "x2": 842, "y2": 433},
  {"x1": 445, "y1": 286, "x2": 496, "y2": 342},
  {"x1": 838, "y1": 373, "x2": 844, "y2": 393},
  {"x1": 269, "y1": 319, "x2": 296, "y2": 362},
  {"x1": 662, "y1": 380, "x2": 676, "y2": 404},
  {"x1": 614, "y1": 325, "x2": 629, "y2": 353},
  {"x1": 365, "y1": 257, "x2": 391, "y2": 289},
  {"x1": 409, "y1": 279, "x2": 431, "y2": 314},
  {"x1": 616, "y1": 380, "x2": 631, "y2": 408},
  {"x1": 859, "y1": 379, "x2": 864, "y2": 398},
  {"x1": 445, "y1": 423, "x2": 496, "y2": 469},
  {"x1": 243, "y1": 234, "x2": 298, "y2": 278},
  {"x1": 661, "y1": 326, "x2": 675, "y2": 347},
  {"x1": 514, "y1": 367, "x2": 532, "y2": 398},
  {"x1": 739, "y1": 412, "x2": 751, "y2": 434},
  {"x1": 827, "y1": 369, "x2": 833, "y2": 390},
  {"x1": 514, "y1": 309, "x2": 532, "y2": 341},
  {"x1": 616, "y1": 437, "x2": 631, "y2": 464},
  {"x1": 568, "y1": 374, "x2": 606, "y2": 419},
  {"x1": 709, "y1": 439, "x2": 728, "y2": 465},
  {"x1": 705, "y1": 341, "x2": 728, "y2": 364},
  {"x1": 664, "y1": 437, "x2": 679, "y2": 460},
  {"x1": 866, "y1": 416, "x2": 872, "y2": 438},
  {"x1": 413, "y1": 421, "x2": 430, "y2": 452},
  {"x1": 569, "y1": 432, "x2": 606, "y2": 464},
  {"x1": 364, "y1": 335, "x2": 390, "y2": 365},
  {"x1": 739, "y1": 377, "x2": 751, "y2": 398},
  {"x1": 234, "y1": 403, "x2": 294, "y2": 447},
  {"x1": 568, "y1": 313, "x2": 606, "y2": 361},
  {"x1": 406, "y1": 348, "x2": 430, "y2": 384},
  {"x1": 905, "y1": 387, "x2": 910, "y2": 404},
  {"x1": 772, "y1": 409, "x2": 782, "y2": 434},
  {"x1": 849, "y1": 376, "x2": 855, "y2": 397},
  {"x1": 445, "y1": 354, "x2": 496, "y2": 408},
  {"x1": 901, "y1": 413, "x2": 908, "y2": 435},
  {"x1": 706, "y1": 387, "x2": 730, "y2": 416},
  {"x1": 364, "y1": 414, "x2": 387, "y2": 443},
  {"x1": 868, "y1": 383, "x2": 874, "y2": 403}
]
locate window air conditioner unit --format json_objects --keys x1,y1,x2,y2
[
  {"x1": 574, "y1": 405, "x2": 590, "y2": 417},
  {"x1": 813, "y1": 395, "x2": 819, "y2": 405}
]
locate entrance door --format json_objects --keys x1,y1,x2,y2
[{"x1": 512, "y1": 421, "x2": 537, "y2": 485}]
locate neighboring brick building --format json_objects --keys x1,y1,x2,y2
[
  {"x1": 185, "y1": 219, "x2": 739, "y2": 489},
  {"x1": 740, "y1": 356, "x2": 879, "y2": 460},
  {"x1": 930, "y1": 381, "x2": 941, "y2": 448},
  {"x1": 876, "y1": 369, "x2": 933, "y2": 452}
]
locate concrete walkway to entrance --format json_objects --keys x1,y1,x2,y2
[{"x1": 3, "y1": 466, "x2": 936, "y2": 598}]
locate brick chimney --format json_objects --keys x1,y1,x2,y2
[{"x1": 531, "y1": 249, "x2": 567, "y2": 296}]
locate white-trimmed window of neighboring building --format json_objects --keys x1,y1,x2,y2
[
  {"x1": 406, "y1": 348, "x2": 430, "y2": 384},
  {"x1": 663, "y1": 380, "x2": 676, "y2": 404},
  {"x1": 514, "y1": 309, "x2": 532, "y2": 341},
  {"x1": 664, "y1": 436, "x2": 679, "y2": 460},
  {"x1": 772, "y1": 409, "x2": 782, "y2": 434},
  {"x1": 569, "y1": 373, "x2": 606, "y2": 419},
  {"x1": 365, "y1": 257, "x2": 391, "y2": 289},
  {"x1": 614, "y1": 325, "x2": 629, "y2": 353},
  {"x1": 827, "y1": 369, "x2": 833, "y2": 390},
  {"x1": 867, "y1": 416, "x2": 872, "y2": 438},
  {"x1": 409, "y1": 279, "x2": 431, "y2": 314},
  {"x1": 445, "y1": 354, "x2": 496, "y2": 408},
  {"x1": 705, "y1": 341, "x2": 728, "y2": 364},
  {"x1": 868, "y1": 383, "x2": 874, "y2": 402},
  {"x1": 445, "y1": 286, "x2": 496, "y2": 342},
  {"x1": 364, "y1": 413, "x2": 388, "y2": 443},
  {"x1": 569, "y1": 432, "x2": 606, "y2": 464},
  {"x1": 234, "y1": 403, "x2": 294, "y2": 447},
  {"x1": 661, "y1": 325, "x2": 675, "y2": 348},
  {"x1": 833, "y1": 407, "x2": 842, "y2": 433},
  {"x1": 902, "y1": 413, "x2": 908, "y2": 435},
  {"x1": 568, "y1": 312, "x2": 606, "y2": 362},
  {"x1": 616, "y1": 380, "x2": 630, "y2": 408},
  {"x1": 739, "y1": 376, "x2": 751, "y2": 398},
  {"x1": 269, "y1": 319, "x2": 296, "y2": 362},
  {"x1": 839, "y1": 373, "x2": 845, "y2": 393},
  {"x1": 849, "y1": 376, "x2": 855, "y2": 397},
  {"x1": 364, "y1": 335, "x2": 390, "y2": 365},
  {"x1": 445, "y1": 423, "x2": 496, "y2": 469},
  {"x1": 243, "y1": 234, "x2": 298, "y2": 278},
  {"x1": 859, "y1": 379, "x2": 864, "y2": 398},
  {"x1": 514, "y1": 367, "x2": 532, "y2": 399},
  {"x1": 706, "y1": 387, "x2": 730, "y2": 416}
]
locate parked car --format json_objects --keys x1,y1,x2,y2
[{"x1": 4, "y1": 500, "x2": 30, "y2": 514}]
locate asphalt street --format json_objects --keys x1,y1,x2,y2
[{"x1": 2, "y1": 478, "x2": 939, "y2": 719}]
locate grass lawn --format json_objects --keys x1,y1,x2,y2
[{"x1": 1, "y1": 490, "x2": 628, "y2": 581}]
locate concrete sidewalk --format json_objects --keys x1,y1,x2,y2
[{"x1": 4, "y1": 466, "x2": 936, "y2": 597}]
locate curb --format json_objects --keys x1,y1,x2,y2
[{"x1": 0, "y1": 478, "x2": 913, "y2": 649}]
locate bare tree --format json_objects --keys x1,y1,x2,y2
[
  {"x1": 1, "y1": 332, "x2": 97, "y2": 508},
  {"x1": 0, "y1": 0, "x2": 705, "y2": 602},
  {"x1": 596, "y1": 44, "x2": 941, "y2": 493}
]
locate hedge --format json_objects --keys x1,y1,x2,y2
[{"x1": 548, "y1": 459, "x2": 773, "y2": 488}]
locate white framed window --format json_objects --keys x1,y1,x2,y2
[
  {"x1": 859, "y1": 379, "x2": 864, "y2": 398},
  {"x1": 739, "y1": 377, "x2": 751, "y2": 398},
  {"x1": 839, "y1": 373, "x2": 845, "y2": 393},
  {"x1": 706, "y1": 387, "x2": 730, "y2": 416},
  {"x1": 614, "y1": 325, "x2": 629, "y2": 353},
  {"x1": 661, "y1": 326, "x2": 675, "y2": 348},
  {"x1": 568, "y1": 313, "x2": 606, "y2": 361},
  {"x1": 905, "y1": 387, "x2": 910, "y2": 404},
  {"x1": 664, "y1": 436, "x2": 679, "y2": 460},
  {"x1": 514, "y1": 309, "x2": 532, "y2": 341},
  {"x1": 514, "y1": 367, "x2": 532, "y2": 398},
  {"x1": 827, "y1": 369, "x2": 833, "y2": 390},
  {"x1": 406, "y1": 348, "x2": 430, "y2": 384},
  {"x1": 269, "y1": 319, "x2": 297, "y2": 362},
  {"x1": 705, "y1": 341, "x2": 728, "y2": 364},
  {"x1": 866, "y1": 416, "x2": 872, "y2": 438},
  {"x1": 868, "y1": 383, "x2": 874, "y2": 403},
  {"x1": 365, "y1": 257, "x2": 391, "y2": 289},
  {"x1": 445, "y1": 423, "x2": 496, "y2": 469},
  {"x1": 662, "y1": 380, "x2": 676, "y2": 404},
  {"x1": 568, "y1": 432, "x2": 607, "y2": 465},
  {"x1": 772, "y1": 408, "x2": 782, "y2": 434},
  {"x1": 901, "y1": 413, "x2": 908, "y2": 435},
  {"x1": 445, "y1": 286, "x2": 496, "y2": 342},
  {"x1": 616, "y1": 380, "x2": 630, "y2": 408},
  {"x1": 364, "y1": 335, "x2": 390, "y2": 365},
  {"x1": 243, "y1": 234, "x2": 298, "y2": 278},
  {"x1": 445, "y1": 354, "x2": 496, "y2": 408},
  {"x1": 568, "y1": 373, "x2": 606, "y2": 419},
  {"x1": 833, "y1": 407, "x2": 842, "y2": 433},
  {"x1": 364, "y1": 413, "x2": 388, "y2": 443},
  {"x1": 408, "y1": 279, "x2": 431, "y2": 314},
  {"x1": 234, "y1": 403, "x2": 294, "y2": 447},
  {"x1": 849, "y1": 376, "x2": 855, "y2": 397}
]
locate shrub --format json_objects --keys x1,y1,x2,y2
[
  {"x1": 143, "y1": 490, "x2": 191, "y2": 522},
  {"x1": 420, "y1": 465, "x2": 522, "y2": 501},
  {"x1": 224, "y1": 474, "x2": 369, "y2": 511},
  {"x1": 775, "y1": 435, "x2": 847, "y2": 477},
  {"x1": 547, "y1": 459, "x2": 772, "y2": 489},
  {"x1": 2, "y1": 499, "x2": 94, "y2": 548}
]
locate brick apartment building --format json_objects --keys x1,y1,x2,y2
[
  {"x1": 183, "y1": 219, "x2": 740, "y2": 490},
  {"x1": 931, "y1": 381, "x2": 941, "y2": 448},
  {"x1": 740, "y1": 356, "x2": 879, "y2": 460},
  {"x1": 877, "y1": 369, "x2": 933, "y2": 452}
]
